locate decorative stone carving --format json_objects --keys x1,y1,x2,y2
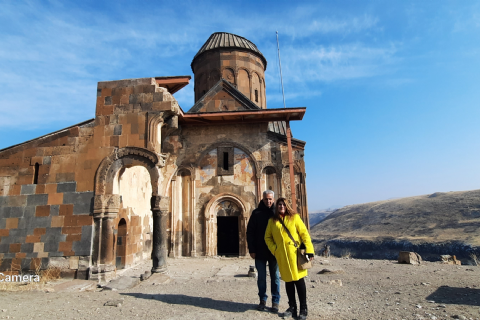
[
  {"x1": 93, "y1": 194, "x2": 121, "y2": 215},
  {"x1": 203, "y1": 193, "x2": 248, "y2": 256},
  {"x1": 151, "y1": 195, "x2": 170, "y2": 212},
  {"x1": 95, "y1": 147, "x2": 163, "y2": 195},
  {"x1": 147, "y1": 112, "x2": 164, "y2": 154}
]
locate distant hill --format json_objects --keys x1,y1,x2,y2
[
  {"x1": 311, "y1": 190, "x2": 480, "y2": 259},
  {"x1": 309, "y1": 210, "x2": 334, "y2": 227}
]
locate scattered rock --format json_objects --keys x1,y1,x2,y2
[
  {"x1": 318, "y1": 268, "x2": 344, "y2": 274},
  {"x1": 104, "y1": 276, "x2": 140, "y2": 290},
  {"x1": 416, "y1": 304, "x2": 422, "y2": 309},
  {"x1": 398, "y1": 251, "x2": 422, "y2": 265},
  {"x1": 104, "y1": 299, "x2": 124, "y2": 307},
  {"x1": 452, "y1": 315, "x2": 467, "y2": 320},
  {"x1": 327, "y1": 279, "x2": 342, "y2": 286},
  {"x1": 247, "y1": 266, "x2": 257, "y2": 278},
  {"x1": 140, "y1": 271, "x2": 152, "y2": 281}
]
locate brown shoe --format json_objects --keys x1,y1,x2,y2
[
  {"x1": 256, "y1": 300, "x2": 266, "y2": 311},
  {"x1": 271, "y1": 303, "x2": 279, "y2": 313}
]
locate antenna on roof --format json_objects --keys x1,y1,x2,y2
[{"x1": 276, "y1": 31, "x2": 286, "y2": 109}]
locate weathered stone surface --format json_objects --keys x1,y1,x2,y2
[
  {"x1": 0, "y1": 32, "x2": 309, "y2": 281},
  {"x1": 104, "y1": 276, "x2": 140, "y2": 290},
  {"x1": 52, "y1": 279, "x2": 97, "y2": 292},
  {"x1": 398, "y1": 251, "x2": 422, "y2": 265},
  {"x1": 57, "y1": 182, "x2": 76, "y2": 193}
]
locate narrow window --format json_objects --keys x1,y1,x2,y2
[
  {"x1": 33, "y1": 163, "x2": 39, "y2": 184},
  {"x1": 217, "y1": 146, "x2": 234, "y2": 176},
  {"x1": 255, "y1": 89, "x2": 259, "y2": 102},
  {"x1": 223, "y1": 152, "x2": 229, "y2": 170}
]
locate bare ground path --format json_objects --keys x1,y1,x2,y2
[{"x1": 1, "y1": 257, "x2": 479, "y2": 320}]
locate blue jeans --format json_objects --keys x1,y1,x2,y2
[{"x1": 255, "y1": 257, "x2": 281, "y2": 304}]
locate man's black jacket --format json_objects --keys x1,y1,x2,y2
[{"x1": 246, "y1": 200, "x2": 275, "y2": 260}]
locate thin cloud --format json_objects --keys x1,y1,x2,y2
[
  {"x1": 264, "y1": 43, "x2": 399, "y2": 87},
  {"x1": 0, "y1": 1, "x2": 388, "y2": 131}
]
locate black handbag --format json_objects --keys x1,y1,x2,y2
[{"x1": 279, "y1": 217, "x2": 312, "y2": 270}]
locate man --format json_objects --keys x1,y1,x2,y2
[{"x1": 246, "y1": 190, "x2": 281, "y2": 313}]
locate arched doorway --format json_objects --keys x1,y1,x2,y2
[
  {"x1": 216, "y1": 200, "x2": 241, "y2": 256},
  {"x1": 92, "y1": 147, "x2": 169, "y2": 281},
  {"x1": 169, "y1": 168, "x2": 194, "y2": 257},
  {"x1": 204, "y1": 193, "x2": 248, "y2": 257},
  {"x1": 113, "y1": 165, "x2": 153, "y2": 267},
  {"x1": 116, "y1": 218, "x2": 127, "y2": 269}
]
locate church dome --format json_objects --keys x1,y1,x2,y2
[{"x1": 191, "y1": 32, "x2": 267, "y2": 70}]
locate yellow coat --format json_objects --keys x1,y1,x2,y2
[{"x1": 265, "y1": 214, "x2": 314, "y2": 282}]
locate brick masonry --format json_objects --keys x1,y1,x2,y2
[
  {"x1": 0, "y1": 181, "x2": 93, "y2": 273},
  {"x1": 0, "y1": 32, "x2": 309, "y2": 278}
]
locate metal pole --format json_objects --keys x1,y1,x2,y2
[{"x1": 276, "y1": 31, "x2": 286, "y2": 109}]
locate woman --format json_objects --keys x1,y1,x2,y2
[{"x1": 265, "y1": 198, "x2": 314, "y2": 320}]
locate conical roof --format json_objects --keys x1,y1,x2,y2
[{"x1": 191, "y1": 32, "x2": 267, "y2": 70}]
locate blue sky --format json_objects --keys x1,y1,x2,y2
[{"x1": 1, "y1": 1, "x2": 479, "y2": 211}]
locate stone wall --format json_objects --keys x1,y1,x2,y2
[
  {"x1": 0, "y1": 77, "x2": 179, "y2": 275},
  {"x1": 0, "y1": 73, "x2": 308, "y2": 275},
  {"x1": 164, "y1": 121, "x2": 307, "y2": 257}
]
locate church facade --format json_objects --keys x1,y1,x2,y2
[{"x1": 0, "y1": 32, "x2": 308, "y2": 281}]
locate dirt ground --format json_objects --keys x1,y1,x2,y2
[{"x1": 0, "y1": 257, "x2": 479, "y2": 320}]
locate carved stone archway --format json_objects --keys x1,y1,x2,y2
[
  {"x1": 91, "y1": 147, "x2": 169, "y2": 282},
  {"x1": 204, "y1": 193, "x2": 248, "y2": 257}
]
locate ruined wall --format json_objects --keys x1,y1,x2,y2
[
  {"x1": 0, "y1": 71, "x2": 308, "y2": 271},
  {"x1": 115, "y1": 166, "x2": 152, "y2": 267},
  {"x1": 0, "y1": 77, "x2": 179, "y2": 274}
]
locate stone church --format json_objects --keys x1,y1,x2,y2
[{"x1": 0, "y1": 32, "x2": 309, "y2": 281}]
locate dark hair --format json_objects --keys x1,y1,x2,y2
[{"x1": 272, "y1": 197, "x2": 296, "y2": 222}]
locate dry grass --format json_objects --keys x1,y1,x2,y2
[{"x1": 0, "y1": 258, "x2": 62, "y2": 292}]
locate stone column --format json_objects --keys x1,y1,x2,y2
[
  {"x1": 190, "y1": 178, "x2": 197, "y2": 257},
  {"x1": 168, "y1": 178, "x2": 176, "y2": 258},
  {"x1": 91, "y1": 194, "x2": 120, "y2": 282},
  {"x1": 256, "y1": 174, "x2": 262, "y2": 203},
  {"x1": 151, "y1": 195, "x2": 169, "y2": 273},
  {"x1": 100, "y1": 216, "x2": 115, "y2": 265}
]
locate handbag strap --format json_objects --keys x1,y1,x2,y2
[{"x1": 278, "y1": 217, "x2": 299, "y2": 248}]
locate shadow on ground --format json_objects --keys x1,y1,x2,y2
[
  {"x1": 121, "y1": 293, "x2": 254, "y2": 312},
  {"x1": 426, "y1": 286, "x2": 480, "y2": 306}
]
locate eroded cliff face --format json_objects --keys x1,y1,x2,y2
[
  {"x1": 312, "y1": 189, "x2": 480, "y2": 261},
  {"x1": 314, "y1": 238, "x2": 478, "y2": 261}
]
